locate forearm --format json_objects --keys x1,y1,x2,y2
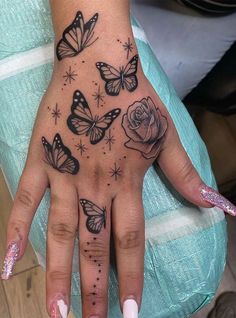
[{"x1": 50, "y1": 0, "x2": 136, "y2": 65}]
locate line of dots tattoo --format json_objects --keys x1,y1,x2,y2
[{"x1": 83, "y1": 237, "x2": 103, "y2": 306}]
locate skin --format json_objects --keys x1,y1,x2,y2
[{"x1": 3, "y1": 1, "x2": 215, "y2": 317}]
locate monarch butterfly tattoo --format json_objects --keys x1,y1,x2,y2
[
  {"x1": 56, "y1": 11, "x2": 99, "y2": 61},
  {"x1": 67, "y1": 90, "x2": 121, "y2": 144},
  {"x1": 96, "y1": 55, "x2": 139, "y2": 96},
  {"x1": 41, "y1": 133, "x2": 79, "y2": 175},
  {"x1": 80, "y1": 199, "x2": 106, "y2": 234}
]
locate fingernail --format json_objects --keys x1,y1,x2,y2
[
  {"x1": 123, "y1": 299, "x2": 138, "y2": 318},
  {"x1": 50, "y1": 295, "x2": 68, "y2": 318},
  {"x1": 1, "y1": 241, "x2": 20, "y2": 280},
  {"x1": 200, "y1": 184, "x2": 236, "y2": 216}
]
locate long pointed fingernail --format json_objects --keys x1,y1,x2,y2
[
  {"x1": 1, "y1": 241, "x2": 20, "y2": 280},
  {"x1": 123, "y1": 299, "x2": 138, "y2": 318},
  {"x1": 200, "y1": 185, "x2": 236, "y2": 216},
  {"x1": 50, "y1": 295, "x2": 68, "y2": 318}
]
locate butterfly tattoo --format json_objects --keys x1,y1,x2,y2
[
  {"x1": 56, "y1": 11, "x2": 99, "y2": 61},
  {"x1": 67, "y1": 90, "x2": 121, "y2": 144},
  {"x1": 80, "y1": 199, "x2": 106, "y2": 234},
  {"x1": 96, "y1": 54, "x2": 139, "y2": 96},
  {"x1": 41, "y1": 133, "x2": 79, "y2": 175}
]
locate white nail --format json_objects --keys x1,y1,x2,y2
[
  {"x1": 123, "y1": 299, "x2": 138, "y2": 318},
  {"x1": 57, "y1": 299, "x2": 68, "y2": 318}
]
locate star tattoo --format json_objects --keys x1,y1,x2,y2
[
  {"x1": 51, "y1": 103, "x2": 61, "y2": 125},
  {"x1": 75, "y1": 139, "x2": 87, "y2": 156},
  {"x1": 104, "y1": 129, "x2": 115, "y2": 151},
  {"x1": 63, "y1": 66, "x2": 78, "y2": 84},
  {"x1": 109, "y1": 163, "x2": 122, "y2": 181},
  {"x1": 123, "y1": 37, "x2": 133, "y2": 60},
  {"x1": 92, "y1": 85, "x2": 105, "y2": 108}
]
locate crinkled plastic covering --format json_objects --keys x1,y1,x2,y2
[{"x1": 0, "y1": 1, "x2": 227, "y2": 317}]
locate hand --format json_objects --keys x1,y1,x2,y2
[{"x1": 1, "y1": 5, "x2": 236, "y2": 318}]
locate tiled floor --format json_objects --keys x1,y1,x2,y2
[{"x1": 1, "y1": 168, "x2": 236, "y2": 317}]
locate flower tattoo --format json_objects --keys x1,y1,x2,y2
[{"x1": 122, "y1": 97, "x2": 168, "y2": 159}]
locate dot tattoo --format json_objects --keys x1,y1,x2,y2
[
  {"x1": 109, "y1": 162, "x2": 122, "y2": 181},
  {"x1": 63, "y1": 66, "x2": 78, "y2": 84},
  {"x1": 51, "y1": 103, "x2": 61, "y2": 125}
]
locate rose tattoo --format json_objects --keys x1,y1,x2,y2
[{"x1": 122, "y1": 97, "x2": 168, "y2": 159}]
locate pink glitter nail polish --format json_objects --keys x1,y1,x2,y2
[
  {"x1": 50, "y1": 295, "x2": 68, "y2": 318},
  {"x1": 200, "y1": 185, "x2": 236, "y2": 216},
  {"x1": 1, "y1": 241, "x2": 20, "y2": 280}
]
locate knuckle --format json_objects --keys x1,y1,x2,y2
[
  {"x1": 49, "y1": 222, "x2": 76, "y2": 242},
  {"x1": 116, "y1": 230, "x2": 141, "y2": 250},
  {"x1": 16, "y1": 189, "x2": 35, "y2": 208},
  {"x1": 82, "y1": 287, "x2": 107, "y2": 307},
  {"x1": 48, "y1": 270, "x2": 71, "y2": 282},
  {"x1": 178, "y1": 161, "x2": 196, "y2": 184},
  {"x1": 80, "y1": 238, "x2": 108, "y2": 264}
]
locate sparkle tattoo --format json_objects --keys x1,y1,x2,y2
[
  {"x1": 63, "y1": 66, "x2": 78, "y2": 84},
  {"x1": 92, "y1": 85, "x2": 105, "y2": 108},
  {"x1": 109, "y1": 162, "x2": 122, "y2": 181},
  {"x1": 75, "y1": 139, "x2": 87, "y2": 156},
  {"x1": 51, "y1": 103, "x2": 61, "y2": 125},
  {"x1": 104, "y1": 129, "x2": 115, "y2": 151},
  {"x1": 123, "y1": 37, "x2": 134, "y2": 59}
]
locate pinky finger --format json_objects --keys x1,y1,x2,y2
[{"x1": 1, "y1": 165, "x2": 48, "y2": 280}]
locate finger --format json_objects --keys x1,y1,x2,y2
[
  {"x1": 1, "y1": 165, "x2": 48, "y2": 280},
  {"x1": 157, "y1": 121, "x2": 236, "y2": 216},
  {"x1": 46, "y1": 177, "x2": 79, "y2": 318},
  {"x1": 112, "y1": 188, "x2": 144, "y2": 318},
  {"x1": 78, "y1": 191, "x2": 111, "y2": 318}
]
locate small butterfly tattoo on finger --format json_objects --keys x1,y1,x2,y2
[{"x1": 80, "y1": 199, "x2": 106, "y2": 234}]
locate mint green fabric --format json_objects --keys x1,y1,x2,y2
[{"x1": 0, "y1": 1, "x2": 227, "y2": 317}]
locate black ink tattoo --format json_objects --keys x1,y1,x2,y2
[
  {"x1": 51, "y1": 103, "x2": 61, "y2": 125},
  {"x1": 80, "y1": 199, "x2": 106, "y2": 234},
  {"x1": 122, "y1": 97, "x2": 168, "y2": 159},
  {"x1": 63, "y1": 66, "x2": 78, "y2": 84},
  {"x1": 123, "y1": 37, "x2": 134, "y2": 60},
  {"x1": 92, "y1": 85, "x2": 105, "y2": 108},
  {"x1": 75, "y1": 139, "x2": 87, "y2": 156},
  {"x1": 56, "y1": 11, "x2": 99, "y2": 61},
  {"x1": 96, "y1": 55, "x2": 139, "y2": 96},
  {"x1": 41, "y1": 133, "x2": 80, "y2": 174},
  {"x1": 109, "y1": 163, "x2": 122, "y2": 181},
  {"x1": 67, "y1": 90, "x2": 121, "y2": 144},
  {"x1": 104, "y1": 129, "x2": 115, "y2": 151}
]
